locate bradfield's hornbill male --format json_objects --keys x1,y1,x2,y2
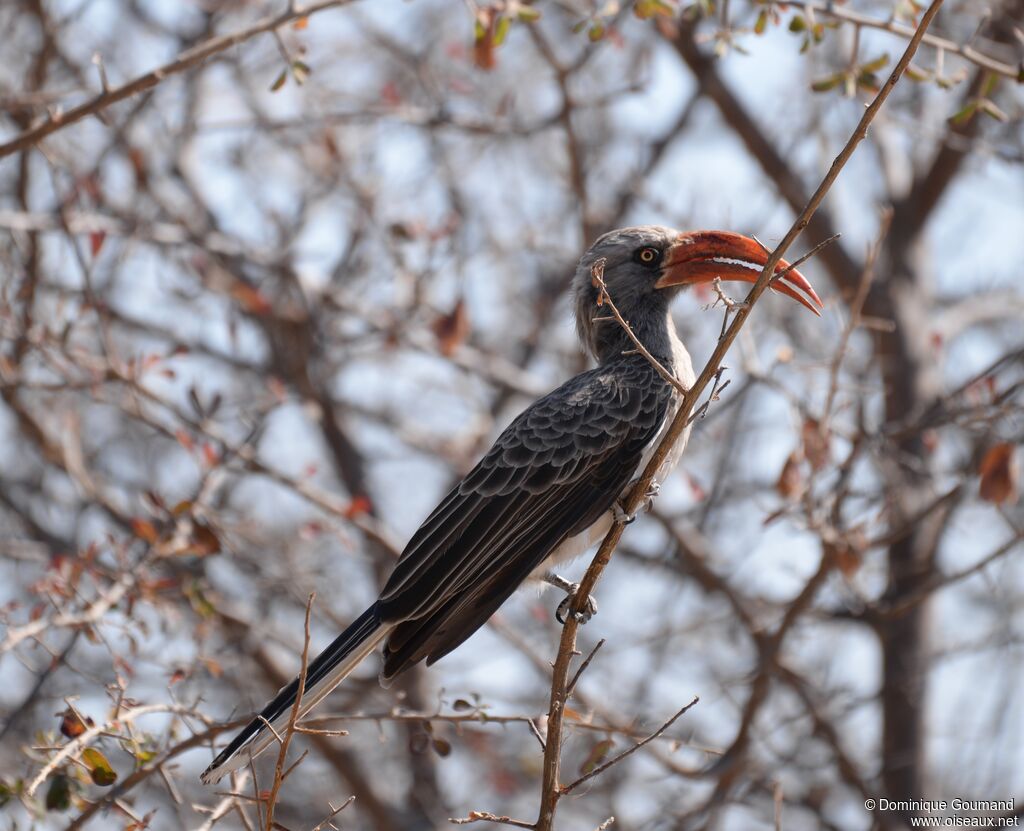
[{"x1": 201, "y1": 226, "x2": 821, "y2": 784}]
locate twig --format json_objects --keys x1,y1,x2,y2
[
  {"x1": 533, "y1": 2, "x2": 946, "y2": 827},
  {"x1": 0, "y1": 0, "x2": 360, "y2": 159},
  {"x1": 311, "y1": 795, "x2": 356, "y2": 831},
  {"x1": 782, "y1": 0, "x2": 1019, "y2": 80},
  {"x1": 563, "y1": 696, "x2": 699, "y2": 793},
  {"x1": 566, "y1": 638, "x2": 605, "y2": 699},
  {"x1": 590, "y1": 259, "x2": 688, "y2": 395},
  {"x1": 771, "y1": 233, "x2": 841, "y2": 281},
  {"x1": 263, "y1": 592, "x2": 315, "y2": 831},
  {"x1": 193, "y1": 770, "x2": 251, "y2": 831},
  {"x1": 449, "y1": 811, "x2": 536, "y2": 828}
]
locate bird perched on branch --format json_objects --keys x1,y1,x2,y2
[{"x1": 201, "y1": 225, "x2": 822, "y2": 784}]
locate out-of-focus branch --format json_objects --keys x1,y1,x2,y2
[
  {"x1": 0, "y1": 0, "x2": 360, "y2": 159},
  {"x1": 783, "y1": 0, "x2": 1022, "y2": 80},
  {"x1": 26, "y1": 704, "x2": 211, "y2": 797}
]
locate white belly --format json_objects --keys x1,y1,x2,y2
[{"x1": 533, "y1": 333, "x2": 696, "y2": 576}]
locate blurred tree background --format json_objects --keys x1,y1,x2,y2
[{"x1": 1, "y1": 0, "x2": 1022, "y2": 829}]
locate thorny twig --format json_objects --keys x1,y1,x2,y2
[
  {"x1": 263, "y1": 592, "x2": 315, "y2": 831},
  {"x1": 562, "y1": 695, "x2": 700, "y2": 793},
  {"x1": 532, "y1": 2, "x2": 946, "y2": 827},
  {"x1": 26, "y1": 704, "x2": 210, "y2": 797},
  {"x1": 590, "y1": 259, "x2": 688, "y2": 395}
]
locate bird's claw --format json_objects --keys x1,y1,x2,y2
[
  {"x1": 642, "y1": 481, "x2": 660, "y2": 512},
  {"x1": 613, "y1": 500, "x2": 637, "y2": 525},
  {"x1": 614, "y1": 480, "x2": 660, "y2": 525},
  {"x1": 544, "y1": 572, "x2": 598, "y2": 625},
  {"x1": 555, "y1": 585, "x2": 598, "y2": 625}
]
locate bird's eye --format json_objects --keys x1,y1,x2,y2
[{"x1": 635, "y1": 247, "x2": 660, "y2": 266}]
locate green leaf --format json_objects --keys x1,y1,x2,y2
[
  {"x1": 516, "y1": 6, "x2": 541, "y2": 22},
  {"x1": 580, "y1": 739, "x2": 615, "y2": 774},
  {"x1": 492, "y1": 15, "x2": 511, "y2": 46},
  {"x1": 269, "y1": 69, "x2": 287, "y2": 92},
  {"x1": 857, "y1": 71, "x2": 882, "y2": 92},
  {"x1": 905, "y1": 63, "x2": 931, "y2": 82},
  {"x1": 45, "y1": 774, "x2": 71, "y2": 811},
  {"x1": 291, "y1": 60, "x2": 312, "y2": 85},
  {"x1": 82, "y1": 747, "x2": 118, "y2": 786},
  {"x1": 950, "y1": 100, "x2": 978, "y2": 126},
  {"x1": 754, "y1": 9, "x2": 768, "y2": 34},
  {"x1": 452, "y1": 699, "x2": 474, "y2": 711},
  {"x1": 811, "y1": 73, "x2": 844, "y2": 93},
  {"x1": 635, "y1": 0, "x2": 676, "y2": 18},
  {"x1": 588, "y1": 22, "x2": 605, "y2": 41},
  {"x1": 0, "y1": 778, "x2": 17, "y2": 808},
  {"x1": 859, "y1": 53, "x2": 890, "y2": 74},
  {"x1": 788, "y1": 14, "x2": 806, "y2": 32}
]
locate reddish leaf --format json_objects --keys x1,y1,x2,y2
[
  {"x1": 130, "y1": 518, "x2": 160, "y2": 545},
  {"x1": 292, "y1": 15, "x2": 309, "y2": 29},
  {"x1": 801, "y1": 418, "x2": 830, "y2": 471},
  {"x1": 473, "y1": 10, "x2": 499, "y2": 70},
  {"x1": 380, "y1": 81, "x2": 402, "y2": 107},
  {"x1": 776, "y1": 450, "x2": 804, "y2": 500},
  {"x1": 188, "y1": 522, "x2": 221, "y2": 557},
  {"x1": 89, "y1": 231, "x2": 106, "y2": 258},
  {"x1": 432, "y1": 299, "x2": 470, "y2": 357},
  {"x1": 979, "y1": 443, "x2": 1018, "y2": 505},
  {"x1": 59, "y1": 709, "x2": 93, "y2": 739},
  {"x1": 201, "y1": 443, "x2": 220, "y2": 467},
  {"x1": 169, "y1": 668, "x2": 187, "y2": 685},
  {"x1": 344, "y1": 495, "x2": 373, "y2": 519},
  {"x1": 231, "y1": 283, "x2": 272, "y2": 315},
  {"x1": 174, "y1": 429, "x2": 195, "y2": 452}
]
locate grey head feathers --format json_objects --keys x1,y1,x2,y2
[{"x1": 572, "y1": 225, "x2": 680, "y2": 365}]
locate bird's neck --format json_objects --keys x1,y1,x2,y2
[{"x1": 593, "y1": 300, "x2": 680, "y2": 370}]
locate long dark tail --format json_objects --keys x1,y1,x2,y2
[{"x1": 201, "y1": 605, "x2": 389, "y2": 784}]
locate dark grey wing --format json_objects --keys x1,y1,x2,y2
[{"x1": 376, "y1": 355, "x2": 674, "y2": 680}]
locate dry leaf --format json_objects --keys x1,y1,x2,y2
[
  {"x1": 801, "y1": 418, "x2": 830, "y2": 471},
  {"x1": 188, "y1": 522, "x2": 221, "y2": 556},
  {"x1": 432, "y1": 299, "x2": 470, "y2": 357},
  {"x1": 130, "y1": 518, "x2": 160, "y2": 545},
  {"x1": 979, "y1": 443, "x2": 1018, "y2": 505},
  {"x1": 776, "y1": 450, "x2": 805, "y2": 500}
]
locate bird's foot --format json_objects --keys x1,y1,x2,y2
[
  {"x1": 614, "y1": 480, "x2": 661, "y2": 524},
  {"x1": 544, "y1": 572, "x2": 598, "y2": 625}
]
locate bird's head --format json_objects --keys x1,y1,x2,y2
[{"x1": 573, "y1": 225, "x2": 823, "y2": 362}]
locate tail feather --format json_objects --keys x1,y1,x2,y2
[{"x1": 201, "y1": 606, "x2": 389, "y2": 784}]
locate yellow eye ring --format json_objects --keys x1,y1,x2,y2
[{"x1": 637, "y1": 247, "x2": 658, "y2": 264}]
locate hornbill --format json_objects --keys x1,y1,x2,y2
[{"x1": 201, "y1": 225, "x2": 821, "y2": 784}]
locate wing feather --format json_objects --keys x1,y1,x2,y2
[{"x1": 377, "y1": 355, "x2": 675, "y2": 660}]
